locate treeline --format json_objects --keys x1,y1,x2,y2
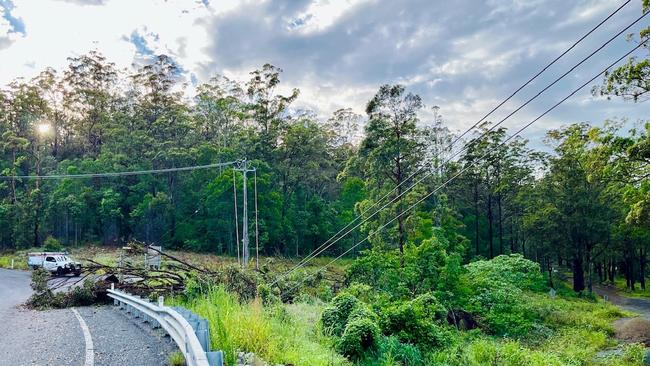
[
  {"x1": 0, "y1": 53, "x2": 366, "y2": 255},
  {"x1": 0, "y1": 48, "x2": 648, "y2": 293}
]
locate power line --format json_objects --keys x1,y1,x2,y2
[
  {"x1": 281, "y1": 40, "x2": 647, "y2": 294},
  {"x1": 271, "y1": 0, "x2": 633, "y2": 282},
  {"x1": 0, "y1": 161, "x2": 238, "y2": 180},
  {"x1": 271, "y1": 4, "x2": 645, "y2": 285}
]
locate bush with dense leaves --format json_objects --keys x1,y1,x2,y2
[
  {"x1": 43, "y1": 236, "x2": 63, "y2": 251},
  {"x1": 337, "y1": 317, "x2": 381, "y2": 359},
  {"x1": 382, "y1": 293, "x2": 452, "y2": 348},
  {"x1": 321, "y1": 293, "x2": 361, "y2": 336},
  {"x1": 465, "y1": 254, "x2": 544, "y2": 291},
  {"x1": 462, "y1": 255, "x2": 543, "y2": 336},
  {"x1": 347, "y1": 232, "x2": 464, "y2": 301},
  {"x1": 467, "y1": 284, "x2": 537, "y2": 336}
]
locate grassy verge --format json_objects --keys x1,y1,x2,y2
[
  {"x1": 171, "y1": 286, "x2": 350, "y2": 366},
  {"x1": 613, "y1": 278, "x2": 650, "y2": 299},
  {"x1": 0, "y1": 252, "x2": 29, "y2": 270},
  {"x1": 171, "y1": 284, "x2": 641, "y2": 366},
  {"x1": 423, "y1": 292, "x2": 641, "y2": 366}
]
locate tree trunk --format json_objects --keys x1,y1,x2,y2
[
  {"x1": 640, "y1": 248, "x2": 646, "y2": 290},
  {"x1": 10, "y1": 150, "x2": 16, "y2": 204},
  {"x1": 487, "y1": 193, "x2": 494, "y2": 259},
  {"x1": 509, "y1": 215, "x2": 515, "y2": 254},
  {"x1": 497, "y1": 192, "x2": 503, "y2": 255},
  {"x1": 474, "y1": 180, "x2": 480, "y2": 256},
  {"x1": 586, "y1": 246, "x2": 593, "y2": 293},
  {"x1": 572, "y1": 254, "x2": 585, "y2": 293},
  {"x1": 597, "y1": 262, "x2": 603, "y2": 283}
]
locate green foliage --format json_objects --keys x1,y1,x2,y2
[
  {"x1": 30, "y1": 267, "x2": 50, "y2": 293},
  {"x1": 348, "y1": 229, "x2": 465, "y2": 304},
  {"x1": 257, "y1": 283, "x2": 280, "y2": 306},
  {"x1": 370, "y1": 335, "x2": 425, "y2": 366},
  {"x1": 43, "y1": 235, "x2": 62, "y2": 251},
  {"x1": 463, "y1": 255, "x2": 545, "y2": 336},
  {"x1": 167, "y1": 351, "x2": 186, "y2": 366},
  {"x1": 337, "y1": 317, "x2": 381, "y2": 360},
  {"x1": 465, "y1": 254, "x2": 545, "y2": 291},
  {"x1": 382, "y1": 293, "x2": 452, "y2": 348},
  {"x1": 172, "y1": 285, "x2": 350, "y2": 366},
  {"x1": 321, "y1": 293, "x2": 361, "y2": 336},
  {"x1": 466, "y1": 284, "x2": 536, "y2": 336}
]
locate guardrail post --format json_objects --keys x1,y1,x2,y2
[
  {"x1": 196, "y1": 319, "x2": 210, "y2": 352},
  {"x1": 207, "y1": 351, "x2": 224, "y2": 366},
  {"x1": 107, "y1": 289, "x2": 219, "y2": 366}
]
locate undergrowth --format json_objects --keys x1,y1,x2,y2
[{"x1": 171, "y1": 286, "x2": 350, "y2": 366}]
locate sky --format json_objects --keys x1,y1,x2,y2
[{"x1": 0, "y1": 0, "x2": 649, "y2": 148}]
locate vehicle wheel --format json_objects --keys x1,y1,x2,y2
[
  {"x1": 56, "y1": 267, "x2": 63, "y2": 277},
  {"x1": 74, "y1": 270, "x2": 81, "y2": 277},
  {"x1": 32, "y1": 265, "x2": 38, "y2": 270}
]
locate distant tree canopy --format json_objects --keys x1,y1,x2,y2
[{"x1": 0, "y1": 37, "x2": 648, "y2": 295}]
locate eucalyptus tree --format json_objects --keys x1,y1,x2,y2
[
  {"x1": 245, "y1": 64, "x2": 299, "y2": 162},
  {"x1": 357, "y1": 84, "x2": 426, "y2": 265},
  {"x1": 63, "y1": 51, "x2": 119, "y2": 156}
]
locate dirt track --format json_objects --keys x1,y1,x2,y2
[{"x1": 595, "y1": 284, "x2": 650, "y2": 347}]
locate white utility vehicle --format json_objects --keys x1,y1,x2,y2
[{"x1": 28, "y1": 252, "x2": 82, "y2": 276}]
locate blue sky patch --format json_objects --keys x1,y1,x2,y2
[{"x1": 1, "y1": 0, "x2": 26, "y2": 35}]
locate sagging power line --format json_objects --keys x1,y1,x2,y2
[
  {"x1": 281, "y1": 39, "x2": 648, "y2": 295},
  {"x1": 0, "y1": 161, "x2": 238, "y2": 180},
  {"x1": 271, "y1": 1, "x2": 645, "y2": 285}
]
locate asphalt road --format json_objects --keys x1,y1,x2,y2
[
  {"x1": 595, "y1": 283, "x2": 650, "y2": 319},
  {"x1": 0, "y1": 269, "x2": 176, "y2": 366}
]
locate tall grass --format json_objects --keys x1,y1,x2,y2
[
  {"x1": 174, "y1": 286, "x2": 350, "y2": 366},
  {"x1": 0, "y1": 253, "x2": 29, "y2": 270}
]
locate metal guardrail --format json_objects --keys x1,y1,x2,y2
[{"x1": 107, "y1": 285, "x2": 223, "y2": 366}]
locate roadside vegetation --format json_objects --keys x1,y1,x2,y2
[
  {"x1": 168, "y1": 253, "x2": 644, "y2": 366},
  {"x1": 1, "y1": 2, "x2": 649, "y2": 365}
]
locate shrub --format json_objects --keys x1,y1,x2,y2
[
  {"x1": 382, "y1": 293, "x2": 452, "y2": 348},
  {"x1": 257, "y1": 283, "x2": 280, "y2": 306},
  {"x1": 321, "y1": 293, "x2": 361, "y2": 336},
  {"x1": 341, "y1": 283, "x2": 374, "y2": 303},
  {"x1": 215, "y1": 265, "x2": 259, "y2": 301},
  {"x1": 337, "y1": 317, "x2": 380, "y2": 360},
  {"x1": 43, "y1": 236, "x2": 63, "y2": 251},
  {"x1": 465, "y1": 254, "x2": 544, "y2": 292},
  {"x1": 467, "y1": 284, "x2": 537, "y2": 337},
  {"x1": 348, "y1": 304, "x2": 379, "y2": 324}
]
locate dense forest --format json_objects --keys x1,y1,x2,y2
[
  {"x1": 1, "y1": 1, "x2": 650, "y2": 365},
  {"x1": 0, "y1": 18, "x2": 648, "y2": 299}
]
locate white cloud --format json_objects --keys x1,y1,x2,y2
[
  {"x1": 289, "y1": 0, "x2": 371, "y2": 33},
  {"x1": 0, "y1": 0, "x2": 211, "y2": 84},
  {"x1": 0, "y1": 0, "x2": 648, "y2": 145}
]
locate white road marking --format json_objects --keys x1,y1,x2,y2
[{"x1": 72, "y1": 308, "x2": 94, "y2": 366}]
